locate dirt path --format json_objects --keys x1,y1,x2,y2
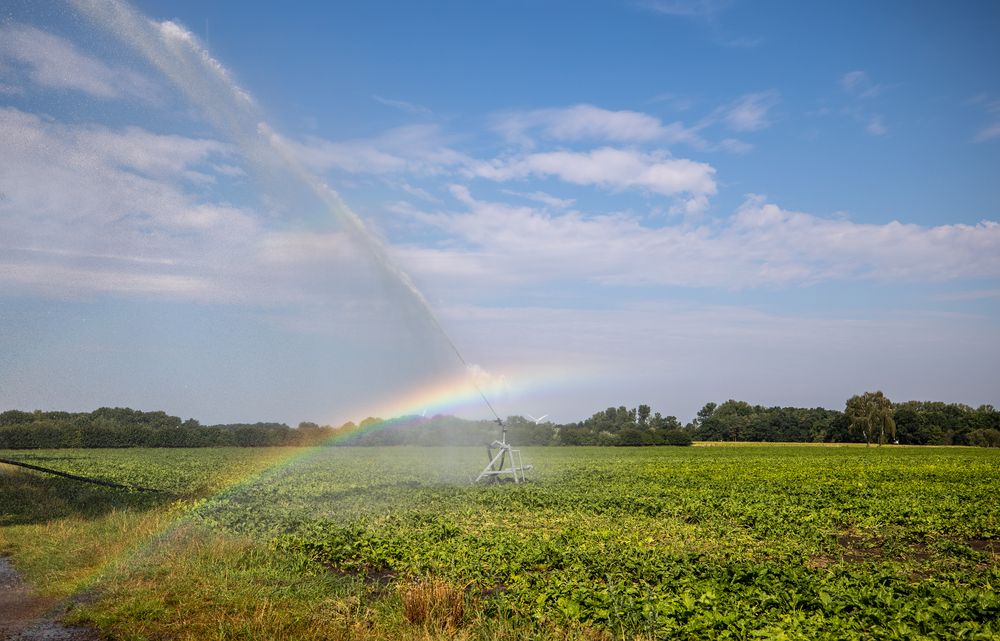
[{"x1": 0, "y1": 558, "x2": 100, "y2": 641}]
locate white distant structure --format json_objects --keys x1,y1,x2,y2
[{"x1": 526, "y1": 414, "x2": 548, "y2": 424}]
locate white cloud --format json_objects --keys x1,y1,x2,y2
[
  {"x1": 720, "y1": 36, "x2": 763, "y2": 48},
  {"x1": 5, "y1": 103, "x2": 997, "y2": 310},
  {"x1": 975, "y1": 123, "x2": 1000, "y2": 142},
  {"x1": 501, "y1": 190, "x2": 576, "y2": 209},
  {"x1": 0, "y1": 24, "x2": 156, "y2": 100},
  {"x1": 274, "y1": 102, "x2": 754, "y2": 193},
  {"x1": 726, "y1": 196, "x2": 1000, "y2": 282},
  {"x1": 646, "y1": 93, "x2": 697, "y2": 111},
  {"x1": 398, "y1": 182, "x2": 441, "y2": 202},
  {"x1": 638, "y1": 1, "x2": 761, "y2": 49},
  {"x1": 639, "y1": 0, "x2": 730, "y2": 18},
  {"x1": 939, "y1": 288, "x2": 1000, "y2": 301},
  {"x1": 866, "y1": 114, "x2": 888, "y2": 136},
  {"x1": 467, "y1": 147, "x2": 717, "y2": 208},
  {"x1": 714, "y1": 138, "x2": 753, "y2": 154},
  {"x1": 492, "y1": 104, "x2": 707, "y2": 148},
  {"x1": 0, "y1": 107, "x2": 401, "y2": 307},
  {"x1": 292, "y1": 124, "x2": 469, "y2": 175},
  {"x1": 0, "y1": 108, "x2": 234, "y2": 226},
  {"x1": 0, "y1": 256, "x2": 216, "y2": 300},
  {"x1": 839, "y1": 71, "x2": 890, "y2": 136},
  {"x1": 372, "y1": 94, "x2": 433, "y2": 116},
  {"x1": 840, "y1": 70, "x2": 884, "y2": 98},
  {"x1": 970, "y1": 96, "x2": 1000, "y2": 142},
  {"x1": 722, "y1": 91, "x2": 780, "y2": 132},
  {"x1": 394, "y1": 190, "x2": 1000, "y2": 294},
  {"x1": 0, "y1": 107, "x2": 263, "y2": 300}
]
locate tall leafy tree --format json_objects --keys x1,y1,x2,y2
[
  {"x1": 637, "y1": 404, "x2": 651, "y2": 428},
  {"x1": 845, "y1": 391, "x2": 896, "y2": 447}
]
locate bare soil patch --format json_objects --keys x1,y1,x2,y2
[
  {"x1": 967, "y1": 538, "x2": 999, "y2": 557},
  {"x1": 0, "y1": 558, "x2": 99, "y2": 641},
  {"x1": 808, "y1": 532, "x2": 997, "y2": 571}
]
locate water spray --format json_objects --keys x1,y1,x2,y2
[{"x1": 70, "y1": 0, "x2": 530, "y2": 481}]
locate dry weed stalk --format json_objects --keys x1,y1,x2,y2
[{"x1": 400, "y1": 579, "x2": 470, "y2": 628}]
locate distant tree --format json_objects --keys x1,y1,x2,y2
[
  {"x1": 967, "y1": 428, "x2": 1000, "y2": 448},
  {"x1": 0, "y1": 410, "x2": 34, "y2": 426},
  {"x1": 637, "y1": 404, "x2": 651, "y2": 428},
  {"x1": 660, "y1": 429, "x2": 693, "y2": 446},
  {"x1": 696, "y1": 400, "x2": 754, "y2": 441},
  {"x1": 650, "y1": 412, "x2": 681, "y2": 432},
  {"x1": 845, "y1": 391, "x2": 896, "y2": 447},
  {"x1": 618, "y1": 428, "x2": 648, "y2": 446},
  {"x1": 695, "y1": 402, "x2": 717, "y2": 425}
]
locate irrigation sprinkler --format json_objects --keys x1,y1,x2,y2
[{"x1": 475, "y1": 418, "x2": 533, "y2": 484}]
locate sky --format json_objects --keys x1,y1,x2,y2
[{"x1": 1, "y1": 0, "x2": 998, "y2": 426}]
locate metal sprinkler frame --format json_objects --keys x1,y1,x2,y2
[{"x1": 475, "y1": 418, "x2": 533, "y2": 483}]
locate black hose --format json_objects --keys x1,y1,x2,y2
[{"x1": 0, "y1": 457, "x2": 163, "y2": 493}]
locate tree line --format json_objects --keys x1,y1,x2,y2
[
  {"x1": 0, "y1": 408, "x2": 319, "y2": 449},
  {"x1": 691, "y1": 396, "x2": 1000, "y2": 447},
  {"x1": 1, "y1": 394, "x2": 998, "y2": 449}
]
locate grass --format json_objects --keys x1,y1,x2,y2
[
  {"x1": 63, "y1": 524, "x2": 613, "y2": 641},
  {"x1": 0, "y1": 448, "x2": 619, "y2": 640},
  {"x1": 2, "y1": 445, "x2": 999, "y2": 640}
]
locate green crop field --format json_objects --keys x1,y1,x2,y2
[{"x1": 2, "y1": 445, "x2": 998, "y2": 640}]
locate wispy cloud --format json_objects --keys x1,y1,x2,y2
[
  {"x1": 489, "y1": 101, "x2": 768, "y2": 154},
  {"x1": 272, "y1": 100, "x2": 760, "y2": 194},
  {"x1": 396, "y1": 190, "x2": 1000, "y2": 292},
  {"x1": 638, "y1": 0, "x2": 761, "y2": 48},
  {"x1": 839, "y1": 70, "x2": 890, "y2": 136},
  {"x1": 466, "y1": 147, "x2": 717, "y2": 212},
  {"x1": 0, "y1": 24, "x2": 156, "y2": 101},
  {"x1": 721, "y1": 90, "x2": 780, "y2": 132},
  {"x1": 0, "y1": 82, "x2": 24, "y2": 96},
  {"x1": 397, "y1": 182, "x2": 441, "y2": 203},
  {"x1": 975, "y1": 123, "x2": 1000, "y2": 142},
  {"x1": 840, "y1": 70, "x2": 885, "y2": 99},
  {"x1": 291, "y1": 124, "x2": 469, "y2": 175},
  {"x1": 970, "y1": 95, "x2": 1000, "y2": 142},
  {"x1": 501, "y1": 190, "x2": 576, "y2": 209},
  {"x1": 7, "y1": 100, "x2": 992, "y2": 313},
  {"x1": 372, "y1": 94, "x2": 433, "y2": 117},
  {"x1": 646, "y1": 93, "x2": 697, "y2": 111},
  {"x1": 0, "y1": 107, "x2": 265, "y2": 302},
  {"x1": 492, "y1": 103, "x2": 707, "y2": 148},
  {"x1": 0, "y1": 107, "x2": 235, "y2": 226},
  {"x1": 492, "y1": 97, "x2": 781, "y2": 153},
  {"x1": 0, "y1": 106, "x2": 412, "y2": 307},
  {"x1": 865, "y1": 114, "x2": 888, "y2": 136},
  {"x1": 976, "y1": 123, "x2": 1000, "y2": 142},
  {"x1": 639, "y1": 0, "x2": 731, "y2": 18},
  {"x1": 938, "y1": 288, "x2": 1000, "y2": 301}
]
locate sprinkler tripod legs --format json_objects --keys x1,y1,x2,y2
[{"x1": 474, "y1": 440, "x2": 532, "y2": 484}]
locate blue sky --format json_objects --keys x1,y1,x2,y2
[{"x1": 1, "y1": 0, "x2": 998, "y2": 425}]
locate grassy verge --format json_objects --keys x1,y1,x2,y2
[{"x1": 63, "y1": 523, "x2": 613, "y2": 641}]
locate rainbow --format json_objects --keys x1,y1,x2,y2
[
  {"x1": 326, "y1": 362, "x2": 591, "y2": 431},
  {"x1": 198, "y1": 362, "x2": 592, "y2": 496},
  {"x1": 35, "y1": 361, "x2": 591, "y2": 605}
]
